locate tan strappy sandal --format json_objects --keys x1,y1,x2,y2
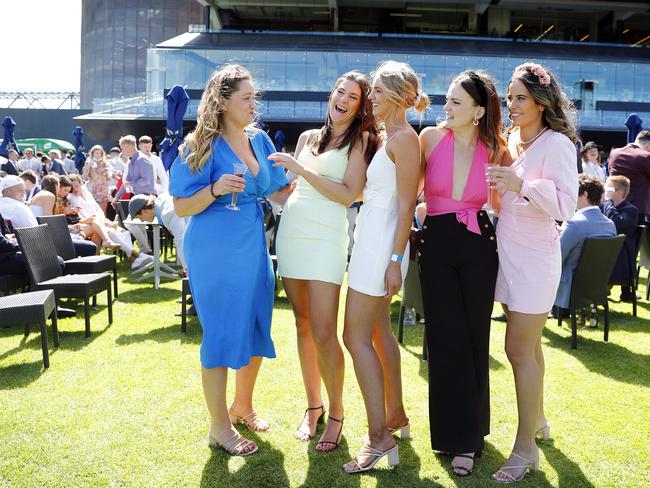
[
  {"x1": 229, "y1": 410, "x2": 270, "y2": 432},
  {"x1": 492, "y1": 451, "x2": 540, "y2": 483},
  {"x1": 208, "y1": 429, "x2": 258, "y2": 456}
]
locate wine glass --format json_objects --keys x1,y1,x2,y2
[{"x1": 226, "y1": 162, "x2": 247, "y2": 211}]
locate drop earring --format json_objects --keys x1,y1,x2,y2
[{"x1": 473, "y1": 118, "x2": 480, "y2": 126}]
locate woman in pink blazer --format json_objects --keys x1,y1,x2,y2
[{"x1": 487, "y1": 63, "x2": 579, "y2": 483}]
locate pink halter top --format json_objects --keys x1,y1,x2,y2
[{"x1": 424, "y1": 130, "x2": 489, "y2": 234}]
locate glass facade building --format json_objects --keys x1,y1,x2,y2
[
  {"x1": 80, "y1": 0, "x2": 204, "y2": 108},
  {"x1": 142, "y1": 36, "x2": 650, "y2": 129}
]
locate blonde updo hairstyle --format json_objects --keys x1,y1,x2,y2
[
  {"x1": 181, "y1": 64, "x2": 256, "y2": 172},
  {"x1": 371, "y1": 60, "x2": 430, "y2": 115}
]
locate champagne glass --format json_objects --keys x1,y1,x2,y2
[
  {"x1": 226, "y1": 162, "x2": 247, "y2": 211},
  {"x1": 485, "y1": 161, "x2": 500, "y2": 217}
]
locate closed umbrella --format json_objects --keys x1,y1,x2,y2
[
  {"x1": 273, "y1": 129, "x2": 286, "y2": 152},
  {"x1": 625, "y1": 114, "x2": 643, "y2": 143},
  {"x1": 160, "y1": 85, "x2": 190, "y2": 171},
  {"x1": 72, "y1": 126, "x2": 86, "y2": 173},
  {"x1": 0, "y1": 116, "x2": 18, "y2": 158}
]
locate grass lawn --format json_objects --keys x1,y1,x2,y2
[{"x1": 1, "y1": 260, "x2": 649, "y2": 487}]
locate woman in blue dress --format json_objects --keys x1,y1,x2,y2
[{"x1": 170, "y1": 64, "x2": 290, "y2": 456}]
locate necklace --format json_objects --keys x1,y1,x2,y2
[{"x1": 517, "y1": 127, "x2": 547, "y2": 147}]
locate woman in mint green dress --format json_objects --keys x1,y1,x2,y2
[
  {"x1": 171, "y1": 65, "x2": 290, "y2": 457},
  {"x1": 268, "y1": 71, "x2": 380, "y2": 451}
]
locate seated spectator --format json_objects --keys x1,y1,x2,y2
[
  {"x1": 1, "y1": 149, "x2": 21, "y2": 176},
  {"x1": 68, "y1": 174, "x2": 151, "y2": 268},
  {"x1": 128, "y1": 193, "x2": 187, "y2": 271},
  {"x1": 603, "y1": 175, "x2": 639, "y2": 302},
  {"x1": 47, "y1": 150, "x2": 68, "y2": 175},
  {"x1": 30, "y1": 175, "x2": 59, "y2": 216},
  {"x1": 0, "y1": 211, "x2": 27, "y2": 277},
  {"x1": 553, "y1": 174, "x2": 617, "y2": 315},
  {"x1": 0, "y1": 175, "x2": 38, "y2": 230},
  {"x1": 82, "y1": 145, "x2": 113, "y2": 214},
  {"x1": 581, "y1": 141, "x2": 606, "y2": 183},
  {"x1": 20, "y1": 170, "x2": 40, "y2": 202}
]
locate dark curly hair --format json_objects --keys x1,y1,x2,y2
[{"x1": 578, "y1": 173, "x2": 604, "y2": 206}]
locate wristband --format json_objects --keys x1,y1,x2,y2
[
  {"x1": 209, "y1": 181, "x2": 220, "y2": 199},
  {"x1": 390, "y1": 254, "x2": 403, "y2": 263}
]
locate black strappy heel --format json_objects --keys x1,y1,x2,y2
[
  {"x1": 295, "y1": 405, "x2": 325, "y2": 441},
  {"x1": 315, "y1": 416, "x2": 344, "y2": 452}
]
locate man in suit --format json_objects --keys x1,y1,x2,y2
[
  {"x1": 553, "y1": 174, "x2": 617, "y2": 315},
  {"x1": 602, "y1": 175, "x2": 639, "y2": 302},
  {"x1": 608, "y1": 130, "x2": 650, "y2": 224},
  {"x1": 44, "y1": 152, "x2": 67, "y2": 176},
  {"x1": 19, "y1": 170, "x2": 40, "y2": 202},
  {"x1": 19, "y1": 148, "x2": 42, "y2": 177},
  {"x1": 0, "y1": 150, "x2": 21, "y2": 176}
]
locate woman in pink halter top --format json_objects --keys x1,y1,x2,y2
[{"x1": 419, "y1": 71, "x2": 506, "y2": 478}]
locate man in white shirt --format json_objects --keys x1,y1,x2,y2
[
  {"x1": 19, "y1": 148, "x2": 42, "y2": 177},
  {"x1": 138, "y1": 135, "x2": 169, "y2": 194},
  {"x1": 0, "y1": 175, "x2": 38, "y2": 229}
]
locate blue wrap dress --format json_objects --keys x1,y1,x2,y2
[{"x1": 169, "y1": 129, "x2": 288, "y2": 369}]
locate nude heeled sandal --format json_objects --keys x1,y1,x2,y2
[
  {"x1": 492, "y1": 451, "x2": 540, "y2": 483},
  {"x1": 343, "y1": 444, "x2": 399, "y2": 474}
]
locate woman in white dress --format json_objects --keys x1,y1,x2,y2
[{"x1": 342, "y1": 60, "x2": 429, "y2": 473}]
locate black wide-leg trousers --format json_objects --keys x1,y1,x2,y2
[{"x1": 419, "y1": 213, "x2": 498, "y2": 453}]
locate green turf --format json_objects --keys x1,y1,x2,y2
[{"x1": 1, "y1": 261, "x2": 649, "y2": 487}]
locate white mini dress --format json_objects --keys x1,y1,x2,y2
[{"x1": 348, "y1": 143, "x2": 409, "y2": 296}]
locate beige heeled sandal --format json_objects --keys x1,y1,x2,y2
[
  {"x1": 343, "y1": 443, "x2": 399, "y2": 474},
  {"x1": 208, "y1": 429, "x2": 258, "y2": 456},
  {"x1": 229, "y1": 410, "x2": 270, "y2": 432},
  {"x1": 492, "y1": 451, "x2": 540, "y2": 483}
]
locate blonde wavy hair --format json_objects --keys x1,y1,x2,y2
[
  {"x1": 181, "y1": 64, "x2": 255, "y2": 173},
  {"x1": 510, "y1": 63, "x2": 579, "y2": 144},
  {"x1": 371, "y1": 60, "x2": 430, "y2": 114}
]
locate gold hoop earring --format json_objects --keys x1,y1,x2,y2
[{"x1": 473, "y1": 118, "x2": 479, "y2": 126}]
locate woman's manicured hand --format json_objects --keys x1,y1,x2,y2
[
  {"x1": 268, "y1": 152, "x2": 305, "y2": 176},
  {"x1": 486, "y1": 166, "x2": 523, "y2": 193}
]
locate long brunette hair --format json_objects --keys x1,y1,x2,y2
[{"x1": 309, "y1": 71, "x2": 380, "y2": 164}]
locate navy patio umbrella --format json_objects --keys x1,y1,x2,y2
[
  {"x1": 273, "y1": 129, "x2": 286, "y2": 152},
  {"x1": 160, "y1": 85, "x2": 190, "y2": 171},
  {"x1": 625, "y1": 114, "x2": 643, "y2": 143},
  {"x1": 0, "y1": 116, "x2": 18, "y2": 158},
  {"x1": 72, "y1": 126, "x2": 86, "y2": 173}
]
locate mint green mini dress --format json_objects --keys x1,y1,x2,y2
[{"x1": 276, "y1": 144, "x2": 350, "y2": 285}]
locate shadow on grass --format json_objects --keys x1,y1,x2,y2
[
  {"x1": 0, "y1": 319, "x2": 112, "y2": 384},
  {"x1": 302, "y1": 436, "x2": 358, "y2": 488},
  {"x1": 200, "y1": 430, "x2": 289, "y2": 488},
  {"x1": 116, "y1": 286, "x2": 179, "y2": 304},
  {"x1": 543, "y1": 326, "x2": 650, "y2": 387},
  {"x1": 115, "y1": 323, "x2": 202, "y2": 346},
  {"x1": 540, "y1": 440, "x2": 595, "y2": 487},
  {"x1": 0, "y1": 360, "x2": 44, "y2": 389}
]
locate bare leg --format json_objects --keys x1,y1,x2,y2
[
  {"x1": 372, "y1": 298, "x2": 408, "y2": 429},
  {"x1": 283, "y1": 278, "x2": 323, "y2": 440},
  {"x1": 229, "y1": 356, "x2": 270, "y2": 431},
  {"x1": 535, "y1": 338, "x2": 547, "y2": 431},
  {"x1": 307, "y1": 280, "x2": 345, "y2": 451},
  {"x1": 203, "y1": 366, "x2": 257, "y2": 454},
  {"x1": 493, "y1": 310, "x2": 547, "y2": 481},
  {"x1": 343, "y1": 289, "x2": 396, "y2": 470}
]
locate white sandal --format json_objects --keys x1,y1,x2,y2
[
  {"x1": 492, "y1": 451, "x2": 540, "y2": 483},
  {"x1": 343, "y1": 443, "x2": 399, "y2": 474}
]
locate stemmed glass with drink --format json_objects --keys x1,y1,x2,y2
[{"x1": 226, "y1": 161, "x2": 247, "y2": 211}]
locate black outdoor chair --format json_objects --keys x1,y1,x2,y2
[
  {"x1": 397, "y1": 258, "x2": 428, "y2": 361},
  {"x1": 36, "y1": 215, "x2": 118, "y2": 300},
  {"x1": 180, "y1": 277, "x2": 191, "y2": 333},
  {"x1": 609, "y1": 224, "x2": 646, "y2": 316},
  {"x1": 0, "y1": 290, "x2": 58, "y2": 368},
  {"x1": 559, "y1": 235, "x2": 625, "y2": 349},
  {"x1": 14, "y1": 224, "x2": 113, "y2": 338},
  {"x1": 0, "y1": 273, "x2": 30, "y2": 296}
]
